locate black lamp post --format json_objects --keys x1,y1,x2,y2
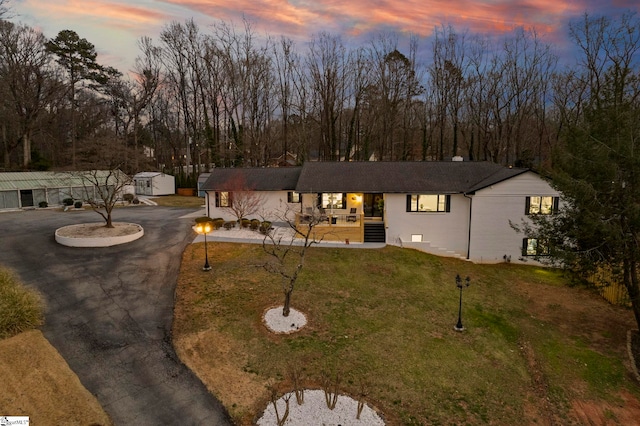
[
  {"x1": 454, "y1": 274, "x2": 470, "y2": 331},
  {"x1": 194, "y1": 221, "x2": 213, "y2": 271}
]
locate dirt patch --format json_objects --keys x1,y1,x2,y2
[
  {"x1": 514, "y1": 279, "x2": 640, "y2": 423},
  {"x1": 56, "y1": 222, "x2": 141, "y2": 238},
  {"x1": 0, "y1": 330, "x2": 112, "y2": 425},
  {"x1": 519, "y1": 338, "x2": 559, "y2": 425},
  {"x1": 514, "y1": 279, "x2": 635, "y2": 360},
  {"x1": 571, "y1": 391, "x2": 640, "y2": 426}
]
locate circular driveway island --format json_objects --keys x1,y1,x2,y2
[{"x1": 55, "y1": 222, "x2": 144, "y2": 247}]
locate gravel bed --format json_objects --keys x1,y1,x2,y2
[{"x1": 256, "y1": 389, "x2": 385, "y2": 426}]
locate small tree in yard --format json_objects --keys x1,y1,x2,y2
[
  {"x1": 262, "y1": 204, "x2": 328, "y2": 317},
  {"x1": 72, "y1": 168, "x2": 133, "y2": 228},
  {"x1": 221, "y1": 173, "x2": 265, "y2": 222}
]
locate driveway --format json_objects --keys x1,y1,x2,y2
[{"x1": 0, "y1": 206, "x2": 232, "y2": 425}]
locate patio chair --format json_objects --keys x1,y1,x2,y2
[
  {"x1": 347, "y1": 207, "x2": 358, "y2": 222},
  {"x1": 318, "y1": 207, "x2": 330, "y2": 223}
]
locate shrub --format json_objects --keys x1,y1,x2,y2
[
  {"x1": 259, "y1": 221, "x2": 272, "y2": 235},
  {"x1": 63, "y1": 198, "x2": 74, "y2": 206},
  {"x1": 0, "y1": 267, "x2": 43, "y2": 339},
  {"x1": 241, "y1": 218, "x2": 251, "y2": 228},
  {"x1": 195, "y1": 216, "x2": 213, "y2": 224},
  {"x1": 123, "y1": 193, "x2": 135, "y2": 203},
  {"x1": 213, "y1": 218, "x2": 225, "y2": 229},
  {"x1": 38, "y1": 201, "x2": 48, "y2": 208},
  {"x1": 132, "y1": 198, "x2": 140, "y2": 204},
  {"x1": 223, "y1": 221, "x2": 236, "y2": 230},
  {"x1": 250, "y1": 219, "x2": 260, "y2": 230},
  {"x1": 74, "y1": 201, "x2": 83, "y2": 209}
]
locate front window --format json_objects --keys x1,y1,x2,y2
[
  {"x1": 522, "y1": 238, "x2": 549, "y2": 256},
  {"x1": 407, "y1": 194, "x2": 450, "y2": 212},
  {"x1": 216, "y1": 191, "x2": 231, "y2": 207},
  {"x1": 320, "y1": 193, "x2": 345, "y2": 209},
  {"x1": 288, "y1": 191, "x2": 301, "y2": 203},
  {"x1": 526, "y1": 196, "x2": 557, "y2": 215}
]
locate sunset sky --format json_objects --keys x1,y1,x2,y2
[{"x1": 9, "y1": 0, "x2": 640, "y2": 72}]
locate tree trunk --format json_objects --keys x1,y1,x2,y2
[
  {"x1": 105, "y1": 210, "x2": 114, "y2": 228},
  {"x1": 282, "y1": 290, "x2": 291, "y2": 317},
  {"x1": 627, "y1": 259, "x2": 640, "y2": 331},
  {"x1": 22, "y1": 131, "x2": 31, "y2": 168}
]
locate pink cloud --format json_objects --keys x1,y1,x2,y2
[
  {"x1": 158, "y1": 0, "x2": 590, "y2": 43},
  {"x1": 13, "y1": 0, "x2": 639, "y2": 71},
  {"x1": 19, "y1": 0, "x2": 171, "y2": 31}
]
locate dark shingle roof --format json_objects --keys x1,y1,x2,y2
[
  {"x1": 294, "y1": 161, "x2": 527, "y2": 193},
  {"x1": 201, "y1": 167, "x2": 302, "y2": 191},
  {"x1": 200, "y1": 162, "x2": 529, "y2": 194}
]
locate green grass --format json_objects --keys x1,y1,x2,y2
[
  {"x1": 151, "y1": 194, "x2": 204, "y2": 208},
  {"x1": 0, "y1": 267, "x2": 44, "y2": 339},
  {"x1": 174, "y1": 243, "x2": 639, "y2": 425}
]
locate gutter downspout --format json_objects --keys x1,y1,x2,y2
[{"x1": 463, "y1": 193, "x2": 472, "y2": 260}]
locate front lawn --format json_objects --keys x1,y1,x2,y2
[{"x1": 174, "y1": 243, "x2": 640, "y2": 425}]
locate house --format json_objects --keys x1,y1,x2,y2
[
  {"x1": 0, "y1": 171, "x2": 134, "y2": 210},
  {"x1": 202, "y1": 167, "x2": 303, "y2": 222},
  {"x1": 200, "y1": 161, "x2": 560, "y2": 264},
  {"x1": 133, "y1": 172, "x2": 175, "y2": 196}
]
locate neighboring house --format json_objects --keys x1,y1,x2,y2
[
  {"x1": 200, "y1": 161, "x2": 561, "y2": 264},
  {"x1": 133, "y1": 172, "x2": 175, "y2": 196},
  {"x1": 197, "y1": 173, "x2": 211, "y2": 198},
  {"x1": 0, "y1": 171, "x2": 134, "y2": 210}
]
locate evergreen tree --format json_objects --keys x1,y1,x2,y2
[
  {"x1": 524, "y1": 13, "x2": 640, "y2": 330},
  {"x1": 45, "y1": 30, "x2": 120, "y2": 168}
]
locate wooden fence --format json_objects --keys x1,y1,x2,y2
[{"x1": 589, "y1": 267, "x2": 631, "y2": 306}]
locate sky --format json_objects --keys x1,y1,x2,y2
[{"x1": 7, "y1": 0, "x2": 640, "y2": 73}]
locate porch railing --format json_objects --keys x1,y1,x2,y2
[{"x1": 296, "y1": 212, "x2": 362, "y2": 226}]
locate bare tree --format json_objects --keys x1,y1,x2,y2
[
  {"x1": 104, "y1": 38, "x2": 160, "y2": 171},
  {"x1": 306, "y1": 32, "x2": 347, "y2": 161},
  {"x1": 0, "y1": 0, "x2": 11, "y2": 19},
  {"x1": 0, "y1": 21, "x2": 60, "y2": 167},
  {"x1": 72, "y1": 167, "x2": 133, "y2": 228},
  {"x1": 220, "y1": 173, "x2": 265, "y2": 223},
  {"x1": 262, "y1": 204, "x2": 327, "y2": 317}
]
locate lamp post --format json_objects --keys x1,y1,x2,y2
[
  {"x1": 194, "y1": 221, "x2": 212, "y2": 271},
  {"x1": 454, "y1": 274, "x2": 470, "y2": 331}
]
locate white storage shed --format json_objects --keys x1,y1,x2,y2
[{"x1": 133, "y1": 172, "x2": 175, "y2": 196}]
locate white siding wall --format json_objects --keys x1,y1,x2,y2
[
  {"x1": 469, "y1": 172, "x2": 559, "y2": 264},
  {"x1": 134, "y1": 175, "x2": 175, "y2": 196},
  {"x1": 385, "y1": 193, "x2": 470, "y2": 258},
  {"x1": 205, "y1": 190, "x2": 300, "y2": 222},
  {"x1": 152, "y1": 175, "x2": 175, "y2": 195}
]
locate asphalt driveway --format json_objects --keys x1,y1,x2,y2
[{"x1": 0, "y1": 206, "x2": 232, "y2": 425}]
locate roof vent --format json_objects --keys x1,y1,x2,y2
[{"x1": 452, "y1": 156, "x2": 464, "y2": 162}]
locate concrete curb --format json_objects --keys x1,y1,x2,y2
[{"x1": 55, "y1": 223, "x2": 144, "y2": 247}]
